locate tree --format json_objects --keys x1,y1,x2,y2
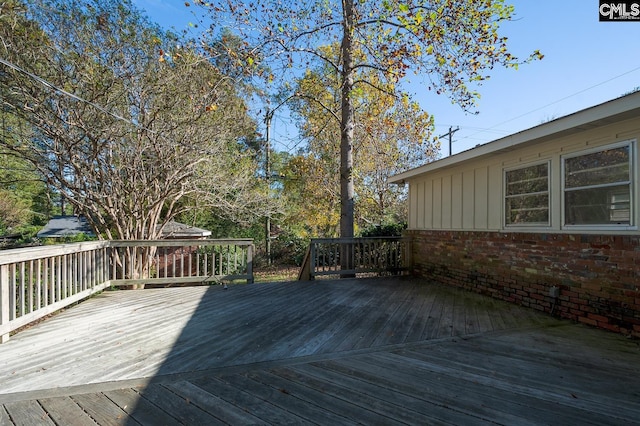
[
  {"x1": 281, "y1": 153, "x2": 342, "y2": 237},
  {"x1": 0, "y1": 146, "x2": 50, "y2": 236},
  {"x1": 0, "y1": 3, "x2": 51, "y2": 238},
  {"x1": 0, "y1": 0, "x2": 270, "y2": 244},
  {"x1": 289, "y1": 47, "x2": 437, "y2": 234},
  {"x1": 194, "y1": 0, "x2": 542, "y2": 239},
  {"x1": 1, "y1": 0, "x2": 273, "y2": 277}
]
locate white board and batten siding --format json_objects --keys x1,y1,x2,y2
[
  {"x1": 409, "y1": 164, "x2": 500, "y2": 231},
  {"x1": 405, "y1": 112, "x2": 640, "y2": 233}
]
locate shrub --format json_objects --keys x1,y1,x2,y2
[{"x1": 360, "y1": 222, "x2": 407, "y2": 237}]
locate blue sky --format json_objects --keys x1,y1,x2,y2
[{"x1": 132, "y1": 1, "x2": 640, "y2": 156}]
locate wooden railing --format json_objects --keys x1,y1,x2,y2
[
  {"x1": 299, "y1": 237, "x2": 410, "y2": 280},
  {"x1": 0, "y1": 241, "x2": 111, "y2": 343},
  {"x1": 109, "y1": 239, "x2": 254, "y2": 287},
  {"x1": 0, "y1": 239, "x2": 254, "y2": 343}
]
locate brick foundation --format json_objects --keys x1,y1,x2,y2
[{"x1": 406, "y1": 230, "x2": 640, "y2": 337}]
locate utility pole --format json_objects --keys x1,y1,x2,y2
[
  {"x1": 438, "y1": 126, "x2": 459, "y2": 157},
  {"x1": 262, "y1": 95, "x2": 297, "y2": 266}
]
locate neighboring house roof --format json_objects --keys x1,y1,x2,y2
[
  {"x1": 38, "y1": 217, "x2": 212, "y2": 239},
  {"x1": 389, "y1": 91, "x2": 640, "y2": 183},
  {"x1": 160, "y1": 221, "x2": 212, "y2": 238},
  {"x1": 37, "y1": 216, "x2": 94, "y2": 238}
]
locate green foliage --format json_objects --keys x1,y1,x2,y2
[
  {"x1": 0, "y1": 148, "x2": 50, "y2": 234},
  {"x1": 0, "y1": 225, "x2": 41, "y2": 249},
  {"x1": 360, "y1": 222, "x2": 407, "y2": 237},
  {"x1": 285, "y1": 47, "x2": 435, "y2": 236},
  {"x1": 1, "y1": 0, "x2": 269, "y2": 243},
  {"x1": 196, "y1": 0, "x2": 541, "y2": 240},
  {"x1": 269, "y1": 230, "x2": 309, "y2": 266},
  {"x1": 40, "y1": 232, "x2": 95, "y2": 246}
]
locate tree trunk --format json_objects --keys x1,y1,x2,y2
[
  {"x1": 340, "y1": 0, "x2": 355, "y2": 240},
  {"x1": 340, "y1": 0, "x2": 355, "y2": 277}
]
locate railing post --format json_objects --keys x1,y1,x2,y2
[
  {"x1": 1, "y1": 264, "x2": 10, "y2": 343},
  {"x1": 247, "y1": 243, "x2": 254, "y2": 284},
  {"x1": 403, "y1": 237, "x2": 412, "y2": 275},
  {"x1": 309, "y1": 240, "x2": 316, "y2": 281},
  {"x1": 340, "y1": 239, "x2": 355, "y2": 279}
]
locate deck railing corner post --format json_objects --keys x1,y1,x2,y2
[
  {"x1": 406, "y1": 236, "x2": 413, "y2": 274},
  {"x1": 247, "y1": 243, "x2": 254, "y2": 284},
  {"x1": 1, "y1": 264, "x2": 10, "y2": 343},
  {"x1": 309, "y1": 240, "x2": 316, "y2": 281}
]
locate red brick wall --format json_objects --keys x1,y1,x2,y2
[{"x1": 406, "y1": 230, "x2": 640, "y2": 337}]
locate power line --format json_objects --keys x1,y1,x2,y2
[
  {"x1": 6, "y1": 52, "x2": 639, "y2": 160},
  {"x1": 2, "y1": 53, "x2": 309, "y2": 159},
  {"x1": 0, "y1": 55, "x2": 244, "y2": 158},
  {"x1": 0, "y1": 56, "x2": 150, "y2": 133},
  {"x1": 435, "y1": 124, "x2": 510, "y2": 135},
  {"x1": 461, "y1": 64, "x2": 640, "y2": 143}
]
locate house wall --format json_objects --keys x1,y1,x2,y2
[
  {"x1": 408, "y1": 117, "x2": 640, "y2": 232},
  {"x1": 408, "y1": 229, "x2": 640, "y2": 337},
  {"x1": 405, "y1": 116, "x2": 640, "y2": 337}
]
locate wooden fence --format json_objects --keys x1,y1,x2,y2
[
  {"x1": 299, "y1": 237, "x2": 410, "y2": 280},
  {"x1": 0, "y1": 239, "x2": 253, "y2": 343}
]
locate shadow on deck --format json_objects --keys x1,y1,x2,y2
[{"x1": 1, "y1": 277, "x2": 639, "y2": 425}]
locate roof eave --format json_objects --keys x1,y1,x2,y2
[{"x1": 389, "y1": 91, "x2": 640, "y2": 184}]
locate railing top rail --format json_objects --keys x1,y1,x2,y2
[
  {"x1": 310, "y1": 237, "x2": 405, "y2": 244},
  {"x1": 0, "y1": 240, "x2": 110, "y2": 265},
  {"x1": 110, "y1": 238, "x2": 254, "y2": 248},
  {"x1": 0, "y1": 238, "x2": 254, "y2": 265}
]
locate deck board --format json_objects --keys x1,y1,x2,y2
[
  {"x1": 317, "y1": 356, "x2": 529, "y2": 425},
  {"x1": 3, "y1": 400, "x2": 56, "y2": 426},
  {"x1": 162, "y1": 380, "x2": 267, "y2": 425},
  {"x1": 101, "y1": 388, "x2": 179, "y2": 426},
  {"x1": 289, "y1": 362, "x2": 462, "y2": 425},
  {"x1": 1, "y1": 277, "x2": 639, "y2": 425},
  {"x1": 231, "y1": 370, "x2": 363, "y2": 425},
  {"x1": 189, "y1": 375, "x2": 312, "y2": 424},
  {"x1": 38, "y1": 396, "x2": 99, "y2": 426},
  {"x1": 128, "y1": 384, "x2": 221, "y2": 426},
  {"x1": 264, "y1": 367, "x2": 417, "y2": 425},
  {"x1": 70, "y1": 393, "x2": 134, "y2": 426},
  {"x1": 391, "y1": 345, "x2": 636, "y2": 425}
]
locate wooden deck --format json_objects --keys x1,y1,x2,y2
[{"x1": 0, "y1": 277, "x2": 639, "y2": 425}]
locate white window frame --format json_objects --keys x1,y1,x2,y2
[
  {"x1": 503, "y1": 160, "x2": 551, "y2": 229},
  {"x1": 561, "y1": 140, "x2": 636, "y2": 231}
]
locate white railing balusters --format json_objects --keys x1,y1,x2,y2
[
  {"x1": 1, "y1": 265, "x2": 8, "y2": 343},
  {"x1": 0, "y1": 239, "x2": 254, "y2": 343},
  {"x1": 9, "y1": 264, "x2": 16, "y2": 321}
]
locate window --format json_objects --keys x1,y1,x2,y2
[
  {"x1": 563, "y1": 142, "x2": 633, "y2": 226},
  {"x1": 505, "y1": 162, "x2": 550, "y2": 226}
]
